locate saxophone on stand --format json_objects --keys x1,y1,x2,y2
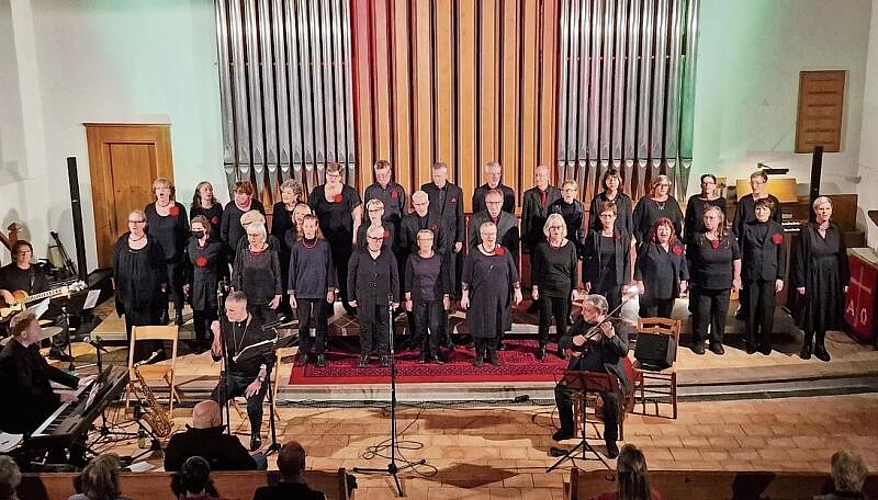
[{"x1": 129, "y1": 350, "x2": 173, "y2": 437}]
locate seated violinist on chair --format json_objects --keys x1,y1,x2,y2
[
  {"x1": 553, "y1": 294, "x2": 630, "y2": 459},
  {"x1": 0, "y1": 240, "x2": 71, "y2": 361}
]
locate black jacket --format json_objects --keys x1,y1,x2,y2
[
  {"x1": 164, "y1": 425, "x2": 257, "y2": 471},
  {"x1": 635, "y1": 241, "x2": 690, "y2": 300},
  {"x1": 472, "y1": 183, "x2": 516, "y2": 214},
  {"x1": 347, "y1": 247, "x2": 400, "y2": 304},
  {"x1": 421, "y1": 182, "x2": 465, "y2": 244},
  {"x1": 0, "y1": 340, "x2": 79, "y2": 433},
  {"x1": 399, "y1": 212, "x2": 447, "y2": 255},
  {"x1": 521, "y1": 186, "x2": 562, "y2": 252},
  {"x1": 582, "y1": 228, "x2": 632, "y2": 287},
  {"x1": 740, "y1": 220, "x2": 787, "y2": 282},
  {"x1": 254, "y1": 481, "x2": 326, "y2": 500},
  {"x1": 588, "y1": 192, "x2": 634, "y2": 235},
  {"x1": 467, "y1": 211, "x2": 520, "y2": 258},
  {"x1": 559, "y1": 317, "x2": 630, "y2": 395}
]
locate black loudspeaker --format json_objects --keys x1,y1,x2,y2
[
  {"x1": 808, "y1": 145, "x2": 824, "y2": 222},
  {"x1": 67, "y1": 157, "x2": 88, "y2": 281},
  {"x1": 634, "y1": 334, "x2": 676, "y2": 370}
]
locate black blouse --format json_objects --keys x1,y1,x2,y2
[{"x1": 688, "y1": 233, "x2": 741, "y2": 290}]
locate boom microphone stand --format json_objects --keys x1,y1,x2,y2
[
  {"x1": 353, "y1": 295, "x2": 426, "y2": 497},
  {"x1": 216, "y1": 279, "x2": 232, "y2": 436}
]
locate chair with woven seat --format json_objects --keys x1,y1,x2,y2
[
  {"x1": 126, "y1": 325, "x2": 181, "y2": 414},
  {"x1": 631, "y1": 316, "x2": 681, "y2": 419}
]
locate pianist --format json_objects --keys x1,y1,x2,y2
[
  {"x1": 0, "y1": 311, "x2": 85, "y2": 434},
  {"x1": 209, "y1": 291, "x2": 272, "y2": 452}
]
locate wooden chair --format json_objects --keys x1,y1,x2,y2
[
  {"x1": 126, "y1": 325, "x2": 181, "y2": 414},
  {"x1": 632, "y1": 316, "x2": 682, "y2": 419},
  {"x1": 572, "y1": 357, "x2": 637, "y2": 440},
  {"x1": 231, "y1": 345, "x2": 297, "y2": 435}
]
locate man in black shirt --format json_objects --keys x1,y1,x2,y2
[
  {"x1": 164, "y1": 399, "x2": 264, "y2": 471},
  {"x1": 253, "y1": 441, "x2": 325, "y2": 500},
  {"x1": 472, "y1": 161, "x2": 516, "y2": 214},
  {"x1": 0, "y1": 240, "x2": 71, "y2": 360},
  {"x1": 210, "y1": 291, "x2": 272, "y2": 451},
  {"x1": 363, "y1": 160, "x2": 408, "y2": 236}
]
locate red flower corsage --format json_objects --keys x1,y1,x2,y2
[
  {"x1": 383, "y1": 229, "x2": 391, "y2": 239},
  {"x1": 710, "y1": 239, "x2": 720, "y2": 250},
  {"x1": 771, "y1": 233, "x2": 783, "y2": 245},
  {"x1": 195, "y1": 256, "x2": 209, "y2": 268},
  {"x1": 430, "y1": 223, "x2": 439, "y2": 232},
  {"x1": 494, "y1": 247, "x2": 506, "y2": 256},
  {"x1": 168, "y1": 205, "x2": 180, "y2": 217},
  {"x1": 451, "y1": 197, "x2": 457, "y2": 204},
  {"x1": 672, "y1": 245, "x2": 683, "y2": 256},
  {"x1": 210, "y1": 215, "x2": 220, "y2": 225},
  {"x1": 391, "y1": 190, "x2": 399, "y2": 200},
  {"x1": 615, "y1": 232, "x2": 621, "y2": 241},
  {"x1": 333, "y1": 193, "x2": 343, "y2": 203}
]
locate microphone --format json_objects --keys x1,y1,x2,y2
[
  {"x1": 88, "y1": 336, "x2": 109, "y2": 353},
  {"x1": 135, "y1": 350, "x2": 162, "y2": 367},
  {"x1": 261, "y1": 315, "x2": 288, "y2": 331}
]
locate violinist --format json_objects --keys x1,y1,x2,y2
[{"x1": 552, "y1": 294, "x2": 629, "y2": 459}]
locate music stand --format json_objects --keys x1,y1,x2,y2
[{"x1": 547, "y1": 370, "x2": 619, "y2": 472}]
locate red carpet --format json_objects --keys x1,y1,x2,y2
[{"x1": 288, "y1": 339, "x2": 568, "y2": 385}]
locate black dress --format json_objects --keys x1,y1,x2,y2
[
  {"x1": 635, "y1": 241, "x2": 689, "y2": 319},
  {"x1": 113, "y1": 234, "x2": 165, "y2": 361},
  {"x1": 309, "y1": 184, "x2": 362, "y2": 311},
  {"x1": 462, "y1": 247, "x2": 518, "y2": 353},
  {"x1": 794, "y1": 222, "x2": 850, "y2": 343},
  {"x1": 145, "y1": 202, "x2": 189, "y2": 315},
  {"x1": 184, "y1": 238, "x2": 224, "y2": 343},
  {"x1": 632, "y1": 196, "x2": 684, "y2": 244}
]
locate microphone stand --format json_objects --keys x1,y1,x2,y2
[
  {"x1": 261, "y1": 331, "x2": 281, "y2": 457},
  {"x1": 353, "y1": 294, "x2": 426, "y2": 497},
  {"x1": 216, "y1": 279, "x2": 232, "y2": 436},
  {"x1": 62, "y1": 306, "x2": 75, "y2": 372}
]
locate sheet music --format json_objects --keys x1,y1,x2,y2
[
  {"x1": 83, "y1": 289, "x2": 101, "y2": 310},
  {"x1": 26, "y1": 298, "x2": 50, "y2": 320}
]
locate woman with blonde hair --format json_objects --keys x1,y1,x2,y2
[
  {"x1": 231, "y1": 223, "x2": 282, "y2": 321},
  {"x1": 145, "y1": 177, "x2": 189, "y2": 325},
  {"x1": 531, "y1": 213, "x2": 578, "y2": 360}
]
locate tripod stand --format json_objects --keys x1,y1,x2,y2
[
  {"x1": 547, "y1": 371, "x2": 619, "y2": 472},
  {"x1": 353, "y1": 296, "x2": 427, "y2": 497}
]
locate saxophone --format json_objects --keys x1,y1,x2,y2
[{"x1": 130, "y1": 354, "x2": 174, "y2": 437}]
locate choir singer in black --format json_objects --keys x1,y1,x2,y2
[
  {"x1": 553, "y1": 294, "x2": 629, "y2": 459},
  {"x1": 210, "y1": 291, "x2": 272, "y2": 452}
]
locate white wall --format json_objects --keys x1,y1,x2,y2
[
  {"x1": 858, "y1": 0, "x2": 878, "y2": 246},
  {"x1": 1, "y1": 0, "x2": 224, "y2": 270},
  {"x1": 692, "y1": 0, "x2": 871, "y2": 205}
]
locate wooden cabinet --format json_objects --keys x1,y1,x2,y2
[{"x1": 846, "y1": 249, "x2": 878, "y2": 344}]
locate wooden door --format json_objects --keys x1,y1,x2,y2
[{"x1": 85, "y1": 124, "x2": 174, "y2": 267}]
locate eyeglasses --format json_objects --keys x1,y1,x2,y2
[
  {"x1": 367, "y1": 236, "x2": 384, "y2": 241},
  {"x1": 368, "y1": 208, "x2": 383, "y2": 213},
  {"x1": 547, "y1": 225, "x2": 564, "y2": 230},
  {"x1": 128, "y1": 220, "x2": 146, "y2": 224},
  {"x1": 599, "y1": 214, "x2": 615, "y2": 219}
]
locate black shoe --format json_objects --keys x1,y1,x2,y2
[
  {"x1": 316, "y1": 354, "x2": 327, "y2": 367},
  {"x1": 496, "y1": 341, "x2": 508, "y2": 351},
  {"x1": 379, "y1": 355, "x2": 389, "y2": 367},
  {"x1": 430, "y1": 354, "x2": 444, "y2": 365},
  {"x1": 467, "y1": 342, "x2": 476, "y2": 351},
  {"x1": 445, "y1": 338, "x2": 456, "y2": 351},
  {"x1": 418, "y1": 352, "x2": 428, "y2": 364},
  {"x1": 814, "y1": 345, "x2": 831, "y2": 362},
  {"x1": 536, "y1": 346, "x2": 546, "y2": 360},
  {"x1": 606, "y1": 441, "x2": 620, "y2": 459},
  {"x1": 552, "y1": 429, "x2": 574, "y2": 442},
  {"x1": 759, "y1": 345, "x2": 772, "y2": 356},
  {"x1": 691, "y1": 342, "x2": 706, "y2": 355},
  {"x1": 557, "y1": 347, "x2": 567, "y2": 360},
  {"x1": 297, "y1": 353, "x2": 310, "y2": 366},
  {"x1": 249, "y1": 435, "x2": 262, "y2": 451},
  {"x1": 488, "y1": 350, "x2": 500, "y2": 366},
  {"x1": 48, "y1": 350, "x2": 73, "y2": 362},
  {"x1": 358, "y1": 354, "x2": 369, "y2": 368},
  {"x1": 745, "y1": 343, "x2": 757, "y2": 355},
  {"x1": 800, "y1": 343, "x2": 812, "y2": 360},
  {"x1": 474, "y1": 353, "x2": 484, "y2": 367},
  {"x1": 709, "y1": 343, "x2": 725, "y2": 355}
]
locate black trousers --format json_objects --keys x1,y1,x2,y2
[
  {"x1": 332, "y1": 246, "x2": 353, "y2": 310},
  {"x1": 593, "y1": 278, "x2": 623, "y2": 313},
  {"x1": 554, "y1": 382, "x2": 620, "y2": 444},
  {"x1": 359, "y1": 300, "x2": 390, "y2": 354},
  {"x1": 538, "y1": 295, "x2": 569, "y2": 346},
  {"x1": 192, "y1": 309, "x2": 218, "y2": 343},
  {"x1": 211, "y1": 371, "x2": 269, "y2": 435},
  {"x1": 413, "y1": 299, "x2": 444, "y2": 355},
  {"x1": 124, "y1": 304, "x2": 163, "y2": 363},
  {"x1": 639, "y1": 297, "x2": 675, "y2": 320},
  {"x1": 691, "y1": 286, "x2": 731, "y2": 345},
  {"x1": 298, "y1": 297, "x2": 328, "y2": 354},
  {"x1": 745, "y1": 279, "x2": 776, "y2": 348},
  {"x1": 161, "y1": 261, "x2": 185, "y2": 313}
]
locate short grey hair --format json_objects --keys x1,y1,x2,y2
[
  {"x1": 581, "y1": 294, "x2": 608, "y2": 315},
  {"x1": 412, "y1": 190, "x2": 429, "y2": 203},
  {"x1": 226, "y1": 290, "x2": 248, "y2": 306},
  {"x1": 280, "y1": 179, "x2": 303, "y2": 197},
  {"x1": 831, "y1": 450, "x2": 868, "y2": 493},
  {"x1": 543, "y1": 213, "x2": 568, "y2": 238},
  {"x1": 813, "y1": 195, "x2": 833, "y2": 211},
  {"x1": 0, "y1": 455, "x2": 21, "y2": 499},
  {"x1": 478, "y1": 221, "x2": 497, "y2": 235}
]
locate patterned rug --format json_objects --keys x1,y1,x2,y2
[{"x1": 288, "y1": 338, "x2": 569, "y2": 385}]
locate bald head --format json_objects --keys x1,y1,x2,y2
[{"x1": 192, "y1": 400, "x2": 222, "y2": 429}]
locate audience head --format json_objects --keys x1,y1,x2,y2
[
  {"x1": 616, "y1": 444, "x2": 652, "y2": 500},
  {"x1": 830, "y1": 450, "x2": 868, "y2": 494},
  {"x1": 649, "y1": 217, "x2": 678, "y2": 246},
  {"x1": 277, "y1": 441, "x2": 308, "y2": 479},
  {"x1": 224, "y1": 291, "x2": 248, "y2": 322},
  {"x1": 412, "y1": 191, "x2": 430, "y2": 217},
  {"x1": 0, "y1": 456, "x2": 21, "y2": 500},
  {"x1": 373, "y1": 160, "x2": 393, "y2": 186},
  {"x1": 172, "y1": 456, "x2": 216, "y2": 498},
  {"x1": 191, "y1": 400, "x2": 222, "y2": 429},
  {"x1": 431, "y1": 162, "x2": 449, "y2": 186},
  {"x1": 602, "y1": 168, "x2": 623, "y2": 193},
  {"x1": 543, "y1": 213, "x2": 567, "y2": 240},
  {"x1": 232, "y1": 181, "x2": 254, "y2": 206},
  {"x1": 127, "y1": 210, "x2": 147, "y2": 236},
  {"x1": 192, "y1": 181, "x2": 215, "y2": 208},
  {"x1": 650, "y1": 175, "x2": 671, "y2": 199},
  {"x1": 485, "y1": 190, "x2": 504, "y2": 218},
  {"x1": 78, "y1": 454, "x2": 124, "y2": 500},
  {"x1": 280, "y1": 179, "x2": 303, "y2": 207},
  {"x1": 484, "y1": 161, "x2": 502, "y2": 187}
]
